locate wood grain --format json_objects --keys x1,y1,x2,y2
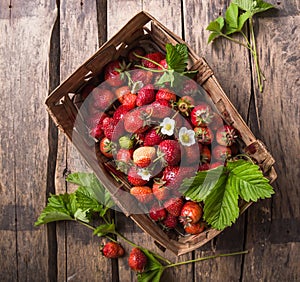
[{"x1": 0, "y1": 1, "x2": 56, "y2": 281}]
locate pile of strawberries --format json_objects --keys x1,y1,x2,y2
[{"x1": 80, "y1": 45, "x2": 239, "y2": 236}]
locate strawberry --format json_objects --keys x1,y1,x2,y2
[
  {"x1": 89, "y1": 124, "x2": 103, "y2": 140},
  {"x1": 124, "y1": 108, "x2": 150, "y2": 134},
  {"x1": 143, "y1": 128, "x2": 165, "y2": 146},
  {"x1": 128, "y1": 248, "x2": 148, "y2": 273},
  {"x1": 116, "y1": 148, "x2": 133, "y2": 163},
  {"x1": 198, "y1": 163, "x2": 210, "y2": 171},
  {"x1": 85, "y1": 112, "x2": 108, "y2": 130},
  {"x1": 194, "y1": 126, "x2": 214, "y2": 145},
  {"x1": 181, "y1": 79, "x2": 198, "y2": 96},
  {"x1": 190, "y1": 102, "x2": 214, "y2": 127},
  {"x1": 127, "y1": 46, "x2": 146, "y2": 63},
  {"x1": 152, "y1": 180, "x2": 170, "y2": 201},
  {"x1": 115, "y1": 86, "x2": 137, "y2": 110},
  {"x1": 142, "y1": 52, "x2": 165, "y2": 69},
  {"x1": 158, "y1": 58, "x2": 168, "y2": 69},
  {"x1": 102, "y1": 117, "x2": 116, "y2": 140},
  {"x1": 162, "y1": 166, "x2": 180, "y2": 191},
  {"x1": 179, "y1": 201, "x2": 203, "y2": 226},
  {"x1": 131, "y1": 69, "x2": 153, "y2": 86},
  {"x1": 118, "y1": 135, "x2": 134, "y2": 149},
  {"x1": 177, "y1": 95, "x2": 195, "y2": 116},
  {"x1": 104, "y1": 60, "x2": 128, "y2": 87},
  {"x1": 133, "y1": 146, "x2": 156, "y2": 168},
  {"x1": 130, "y1": 186, "x2": 153, "y2": 204},
  {"x1": 99, "y1": 137, "x2": 114, "y2": 158},
  {"x1": 162, "y1": 213, "x2": 178, "y2": 229},
  {"x1": 149, "y1": 203, "x2": 167, "y2": 221},
  {"x1": 127, "y1": 166, "x2": 148, "y2": 186},
  {"x1": 136, "y1": 84, "x2": 155, "y2": 106},
  {"x1": 200, "y1": 145, "x2": 211, "y2": 164},
  {"x1": 163, "y1": 197, "x2": 184, "y2": 217},
  {"x1": 91, "y1": 88, "x2": 115, "y2": 110},
  {"x1": 184, "y1": 222, "x2": 205, "y2": 235},
  {"x1": 215, "y1": 125, "x2": 238, "y2": 147},
  {"x1": 209, "y1": 161, "x2": 224, "y2": 169},
  {"x1": 113, "y1": 105, "x2": 131, "y2": 123},
  {"x1": 157, "y1": 140, "x2": 181, "y2": 166},
  {"x1": 181, "y1": 143, "x2": 201, "y2": 165},
  {"x1": 102, "y1": 241, "x2": 125, "y2": 258},
  {"x1": 156, "y1": 88, "x2": 177, "y2": 102},
  {"x1": 210, "y1": 113, "x2": 224, "y2": 131},
  {"x1": 146, "y1": 99, "x2": 172, "y2": 120},
  {"x1": 212, "y1": 145, "x2": 232, "y2": 161}
]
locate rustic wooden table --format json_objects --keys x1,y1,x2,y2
[{"x1": 1, "y1": 1, "x2": 299, "y2": 281}]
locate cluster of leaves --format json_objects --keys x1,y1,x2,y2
[
  {"x1": 180, "y1": 159, "x2": 274, "y2": 230},
  {"x1": 207, "y1": 0, "x2": 275, "y2": 92}
]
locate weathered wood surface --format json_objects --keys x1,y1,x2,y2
[{"x1": 0, "y1": 0, "x2": 299, "y2": 281}]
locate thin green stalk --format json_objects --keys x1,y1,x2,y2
[
  {"x1": 165, "y1": 250, "x2": 249, "y2": 268},
  {"x1": 221, "y1": 33, "x2": 253, "y2": 51}
]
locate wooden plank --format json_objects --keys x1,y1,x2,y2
[
  {"x1": 0, "y1": 1, "x2": 56, "y2": 281},
  {"x1": 56, "y1": 1, "x2": 113, "y2": 281},
  {"x1": 182, "y1": 0, "x2": 252, "y2": 280},
  {"x1": 243, "y1": 1, "x2": 300, "y2": 280}
]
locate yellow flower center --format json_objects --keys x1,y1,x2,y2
[
  {"x1": 165, "y1": 123, "x2": 172, "y2": 131},
  {"x1": 182, "y1": 134, "x2": 190, "y2": 143}
]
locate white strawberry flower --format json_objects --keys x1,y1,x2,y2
[
  {"x1": 137, "y1": 168, "x2": 152, "y2": 181},
  {"x1": 160, "y1": 117, "x2": 175, "y2": 136},
  {"x1": 179, "y1": 127, "x2": 196, "y2": 146}
]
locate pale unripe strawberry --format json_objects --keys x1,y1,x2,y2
[{"x1": 133, "y1": 146, "x2": 156, "y2": 168}]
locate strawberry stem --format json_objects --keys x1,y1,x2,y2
[{"x1": 133, "y1": 52, "x2": 167, "y2": 70}]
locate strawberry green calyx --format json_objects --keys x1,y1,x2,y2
[{"x1": 119, "y1": 136, "x2": 134, "y2": 149}]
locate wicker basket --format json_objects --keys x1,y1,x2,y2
[{"x1": 46, "y1": 11, "x2": 277, "y2": 255}]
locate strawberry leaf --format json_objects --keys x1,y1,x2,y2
[
  {"x1": 165, "y1": 43, "x2": 188, "y2": 73},
  {"x1": 225, "y1": 2, "x2": 239, "y2": 29},
  {"x1": 93, "y1": 222, "x2": 116, "y2": 237},
  {"x1": 206, "y1": 16, "x2": 225, "y2": 33},
  {"x1": 232, "y1": 0, "x2": 274, "y2": 16},
  {"x1": 238, "y1": 11, "x2": 251, "y2": 30}
]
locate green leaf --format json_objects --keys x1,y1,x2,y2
[
  {"x1": 232, "y1": 0, "x2": 274, "y2": 15},
  {"x1": 225, "y1": 2, "x2": 239, "y2": 29},
  {"x1": 93, "y1": 222, "x2": 116, "y2": 237},
  {"x1": 35, "y1": 193, "x2": 77, "y2": 226},
  {"x1": 75, "y1": 187, "x2": 104, "y2": 213},
  {"x1": 207, "y1": 32, "x2": 221, "y2": 44},
  {"x1": 74, "y1": 208, "x2": 90, "y2": 223},
  {"x1": 203, "y1": 174, "x2": 240, "y2": 230},
  {"x1": 180, "y1": 166, "x2": 225, "y2": 202},
  {"x1": 238, "y1": 11, "x2": 251, "y2": 30},
  {"x1": 226, "y1": 160, "x2": 275, "y2": 202},
  {"x1": 206, "y1": 16, "x2": 225, "y2": 33},
  {"x1": 165, "y1": 43, "x2": 189, "y2": 73}
]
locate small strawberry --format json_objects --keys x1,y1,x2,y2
[
  {"x1": 209, "y1": 161, "x2": 224, "y2": 169},
  {"x1": 118, "y1": 135, "x2": 134, "y2": 149},
  {"x1": 152, "y1": 180, "x2": 170, "y2": 201},
  {"x1": 146, "y1": 99, "x2": 172, "y2": 120},
  {"x1": 181, "y1": 143, "x2": 201, "y2": 165},
  {"x1": 130, "y1": 186, "x2": 153, "y2": 204},
  {"x1": 99, "y1": 137, "x2": 114, "y2": 158},
  {"x1": 200, "y1": 145, "x2": 211, "y2": 164},
  {"x1": 212, "y1": 145, "x2": 232, "y2": 161},
  {"x1": 149, "y1": 203, "x2": 167, "y2": 221},
  {"x1": 102, "y1": 241, "x2": 125, "y2": 259},
  {"x1": 179, "y1": 201, "x2": 203, "y2": 226},
  {"x1": 156, "y1": 88, "x2": 177, "y2": 102},
  {"x1": 85, "y1": 112, "x2": 108, "y2": 130},
  {"x1": 162, "y1": 213, "x2": 178, "y2": 229},
  {"x1": 131, "y1": 69, "x2": 153, "y2": 86},
  {"x1": 136, "y1": 84, "x2": 155, "y2": 106},
  {"x1": 91, "y1": 88, "x2": 115, "y2": 110},
  {"x1": 163, "y1": 197, "x2": 184, "y2": 217},
  {"x1": 133, "y1": 146, "x2": 156, "y2": 168},
  {"x1": 89, "y1": 124, "x2": 104, "y2": 140},
  {"x1": 157, "y1": 140, "x2": 181, "y2": 166},
  {"x1": 113, "y1": 105, "x2": 131, "y2": 123},
  {"x1": 142, "y1": 52, "x2": 165, "y2": 69},
  {"x1": 127, "y1": 166, "x2": 148, "y2": 186},
  {"x1": 158, "y1": 58, "x2": 168, "y2": 69},
  {"x1": 215, "y1": 125, "x2": 238, "y2": 147},
  {"x1": 198, "y1": 163, "x2": 210, "y2": 171},
  {"x1": 194, "y1": 126, "x2": 214, "y2": 145},
  {"x1": 102, "y1": 117, "x2": 116, "y2": 140},
  {"x1": 184, "y1": 222, "x2": 205, "y2": 235},
  {"x1": 124, "y1": 108, "x2": 150, "y2": 134},
  {"x1": 143, "y1": 128, "x2": 165, "y2": 146},
  {"x1": 128, "y1": 248, "x2": 148, "y2": 273},
  {"x1": 116, "y1": 148, "x2": 133, "y2": 164},
  {"x1": 104, "y1": 60, "x2": 129, "y2": 87},
  {"x1": 115, "y1": 85, "x2": 131, "y2": 101},
  {"x1": 190, "y1": 102, "x2": 214, "y2": 127},
  {"x1": 162, "y1": 166, "x2": 180, "y2": 190}
]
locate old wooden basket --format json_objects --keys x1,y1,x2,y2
[{"x1": 45, "y1": 11, "x2": 277, "y2": 255}]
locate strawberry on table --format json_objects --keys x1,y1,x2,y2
[
  {"x1": 152, "y1": 180, "x2": 170, "y2": 201},
  {"x1": 99, "y1": 137, "x2": 114, "y2": 159},
  {"x1": 179, "y1": 201, "x2": 203, "y2": 226},
  {"x1": 128, "y1": 248, "x2": 148, "y2": 273},
  {"x1": 212, "y1": 145, "x2": 232, "y2": 161},
  {"x1": 145, "y1": 99, "x2": 172, "y2": 120},
  {"x1": 131, "y1": 69, "x2": 153, "y2": 86},
  {"x1": 215, "y1": 125, "x2": 238, "y2": 147},
  {"x1": 162, "y1": 213, "x2": 178, "y2": 230},
  {"x1": 143, "y1": 127, "x2": 165, "y2": 146},
  {"x1": 101, "y1": 241, "x2": 125, "y2": 259},
  {"x1": 184, "y1": 222, "x2": 205, "y2": 235},
  {"x1": 123, "y1": 107, "x2": 150, "y2": 134},
  {"x1": 194, "y1": 126, "x2": 214, "y2": 145}
]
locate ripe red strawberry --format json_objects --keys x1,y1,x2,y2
[
  {"x1": 133, "y1": 146, "x2": 156, "y2": 168},
  {"x1": 128, "y1": 248, "x2": 148, "y2": 273},
  {"x1": 99, "y1": 137, "x2": 114, "y2": 158},
  {"x1": 143, "y1": 128, "x2": 165, "y2": 146},
  {"x1": 85, "y1": 112, "x2": 108, "y2": 130},
  {"x1": 158, "y1": 58, "x2": 168, "y2": 69},
  {"x1": 131, "y1": 69, "x2": 153, "y2": 86},
  {"x1": 104, "y1": 60, "x2": 128, "y2": 87},
  {"x1": 115, "y1": 86, "x2": 137, "y2": 109},
  {"x1": 102, "y1": 117, "x2": 116, "y2": 140},
  {"x1": 163, "y1": 197, "x2": 184, "y2": 217},
  {"x1": 156, "y1": 88, "x2": 177, "y2": 102},
  {"x1": 116, "y1": 148, "x2": 133, "y2": 163},
  {"x1": 181, "y1": 143, "x2": 201, "y2": 165},
  {"x1": 91, "y1": 88, "x2": 115, "y2": 110},
  {"x1": 162, "y1": 166, "x2": 180, "y2": 190},
  {"x1": 115, "y1": 85, "x2": 131, "y2": 100},
  {"x1": 212, "y1": 145, "x2": 232, "y2": 161},
  {"x1": 184, "y1": 222, "x2": 205, "y2": 235},
  {"x1": 215, "y1": 125, "x2": 238, "y2": 147},
  {"x1": 152, "y1": 180, "x2": 170, "y2": 201},
  {"x1": 157, "y1": 140, "x2": 181, "y2": 166},
  {"x1": 146, "y1": 99, "x2": 172, "y2": 120},
  {"x1": 149, "y1": 203, "x2": 167, "y2": 221},
  {"x1": 136, "y1": 84, "x2": 155, "y2": 106},
  {"x1": 162, "y1": 213, "x2": 178, "y2": 229},
  {"x1": 200, "y1": 145, "x2": 211, "y2": 164},
  {"x1": 124, "y1": 108, "x2": 150, "y2": 134},
  {"x1": 190, "y1": 102, "x2": 214, "y2": 127},
  {"x1": 127, "y1": 166, "x2": 148, "y2": 186},
  {"x1": 113, "y1": 105, "x2": 131, "y2": 123},
  {"x1": 142, "y1": 52, "x2": 165, "y2": 69},
  {"x1": 89, "y1": 124, "x2": 103, "y2": 140},
  {"x1": 102, "y1": 241, "x2": 125, "y2": 258},
  {"x1": 194, "y1": 126, "x2": 214, "y2": 145},
  {"x1": 130, "y1": 186, "x2": 153, "y2": 204},
  {"x1": 179, "y1": 201, "x2": 203, "y2": 226}
]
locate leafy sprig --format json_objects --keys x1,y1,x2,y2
[
  {"x1": 207, "y1": 0, "x2": 275, "y2": 92},
  {"x1": 180, "y1": 159, "x2": 274, "y2": 230}
]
